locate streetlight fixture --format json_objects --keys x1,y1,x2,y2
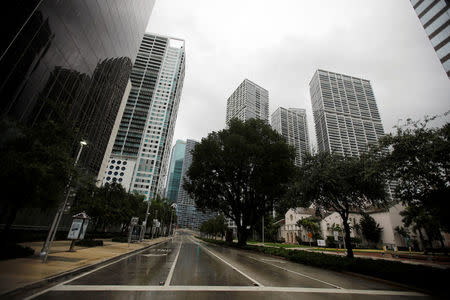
[
  {"x1": 169, "y1": 203, "x2": 177, "y2": 237},
  {"x1": 40, "y1": 140, "x2": 87, "y2": 263}
]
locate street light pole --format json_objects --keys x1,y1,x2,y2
[
  {"x1": 262, "y1": 215, "x2": 264, "y2": 245},
  {"x1": 168, "y1": 203, "x2": 177, "y2": 237},
  {"x1": 40, "y1": 140, "x2": 87, "y2": 263}
]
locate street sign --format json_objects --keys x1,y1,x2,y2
[
  {"x1": 307, "y1": 232, "x2": 312, "y2": 239},
  {"x1": 79, "y1": 219, "x2": 89, "y2": 240},
  {"x1": 67, "y1": 219, "x2": 83, "y2": 239},
  {"x1": 131, "y1": 217, "x2": 139, "y2": 226},
  {"x1": 317, "y1": 239, "x2": 326, "y2": 246}
]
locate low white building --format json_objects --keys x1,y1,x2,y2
[
  {"x1": 284, "y1": 208, "x2": 316, "y2": 243},
  {"x1": 282, "y1": 204, "x2": 416, "y2": 248}
]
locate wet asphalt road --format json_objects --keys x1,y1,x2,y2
[{"x1": 29, "y1": 231, "x2": 430, "y2": 299}]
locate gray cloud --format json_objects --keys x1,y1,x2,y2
[{"x1": 147, "y1": 0, "x2": 450, "y2": 148}]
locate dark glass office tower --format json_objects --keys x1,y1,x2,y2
[
  {"x1": 0, "y1": 1, "x2": 156, "y2": 175},
  {"x1": 166, "y1": 140, "x2": 186, "y2": 202}
]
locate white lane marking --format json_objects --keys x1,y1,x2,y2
[
  {"x1": 51, "y1": 285, "x2": 426, "y2": 296},
  {"x1": 24, "y1": 239, "x2": 172, "y2": 300},
  {"x1": 247, "y1": 256, "x2": 342, "y2": 289},
  {"x1": 260, "y1": 258, "x2": 286, "y2": 263},
  {"x1": 164, "y1": 237, "x2": 183, "y2": 286},
  {"x1": 143, "y1": 254, "x2": 167, "y2": 257},
  {"x1": 190, "y1": 237, "x2": 264, "y2": 287}
]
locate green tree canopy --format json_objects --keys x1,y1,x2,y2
[
  {"x1": 71, "y1": 180, "x2": 147, "y2": 232},
  {"x1": 378, "y1": 117, "x2": 450, "y2": 233},
  {"x1": 184, "y1": 118, "x2": 296, "y2": 245},
  {"x1": 296, "y1": 216, "x2": 322, "y2": 241},
  {"x1": 0, "y1": 118, "x2": 75, "y2": 238},
  {"x1": 290, "y1": 152, "x2": 388, "y2": 258},
  {"x1": 199, "y1": 215, "x2": 227, "y2": 239},
  {"x1": 359, "y1": 213, "x2": 383, "y2": 246}
]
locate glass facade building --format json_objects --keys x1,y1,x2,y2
[
  {"x1": 226, "y1": 79, "x2": 269, "y2": 124},
  {"x1": 271, "y1": 107, "x2": 310, "y2": 166},
  {"x1": 0, "y1": 0, "x2": 155, "y2": 174},
  {"x1": 166, "y1": 140, "x2": 187, "y2": 202},
  {"x1": 99, "y1": 34, "x2": 186, "y2": 200},
  {"x1": 410, "y1": 0, "x2": 450, "y2": 78},
  {"x1": 176, "y1": 139, "x2": 216, "y2": 230}
]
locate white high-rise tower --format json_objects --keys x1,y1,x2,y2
[
  {"x1": 309, "y1": 69, "x2": 385, "y2": 156},
  {"x1": 271, "y1": 107, "x2": 310, "y2": 166},
  {"x1": 98, "y1": 33, "x2": 185, "y2": 200},
  {"x1": 226, "y1": 79, "x2": 269, "y2": 124}
]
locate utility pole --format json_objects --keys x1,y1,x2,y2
[
  {"x1": 40, "y1": 140, "x2": 87, "y2": 263},
  {"x1": 262, "y1": 215, "x2": 264, "y2": 245},
  {"x1": 168, "y1": 203, "x2": 177, "y2": 237}
]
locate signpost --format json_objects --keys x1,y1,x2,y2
[
  {"x1": 128, "y1": 217, "x2": 139, "y2": 246},
  {"x1": 317, "y1": 239, "x2": 326, "y2": 247},
  {"x1": 67, "y1": 212, "x2": 90, "y2": 252}
]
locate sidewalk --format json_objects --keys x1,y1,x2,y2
[
  {"x1": 0, "y1": 237, "x2": 169, "y2": 295},
  {"x1": 251, "y1": 242, "x2": 450, "y2": 269}
]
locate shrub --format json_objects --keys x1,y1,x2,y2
[
  {"x1": 111, "y1": 236, "x2": 128, "y2": 243},
  {"x1": 0, "y1": 243, "x2": 35, "y2": 260},
  {"x1": 75, "y1": 239, "x2": 103, "y2": 247}
]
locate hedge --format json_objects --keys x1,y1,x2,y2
[
  {"x1": 74, "y1": 239, "x2": 103, "y2": 247},
  {"x1": 0, "y1": 243, "x2": 35, "y2": 260},
  {"x1": 198, "y1": 237, "x2": 449, "y2": 294}
]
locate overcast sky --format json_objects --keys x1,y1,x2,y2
[{"x1": 146, "y1": 0, "x2": 450, "y2": 148}]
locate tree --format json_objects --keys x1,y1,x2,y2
[
  {"x1": 199, "y1": 215, "x2": 228, "y2": 239},
  {"x1": 0, "y1": 118, "x2": 74, "y2": 239},
  {"x1": 400, "y1": 205, "x2": 444, "y2": 249},
  {"x1": 71, "y1": 181, "x2": 146, "y2": 233},
  {"x1": 184, "y1": 118, "x2": 296, "y2": 245},
  {"x1": 359, "y1": 213, "x2": 383, "y2": 247},
  {"x1": 291, "y1": 152, "x2": 388, "y2": 258},
  {"x1": 145, "y1": 195, "x2": 177, "y2": 237},
  {"x1": 378, "y1": 117, "x2": 450, "y2": 233},
  {"x1": 297, "y1": 216, "x2": 322, "y2": 243}
]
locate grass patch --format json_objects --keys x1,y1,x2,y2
[
  {"x1": 198, "y1": 237, "x2": 449, "y2": 295},
  {"x1": 247, "y1": 242, "x2": 308, "y2": 248}
]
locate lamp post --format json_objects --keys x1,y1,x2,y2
[
  {"x1": 40, "y1": 140, "x2": 87, "y2": 263},
  {"x1": 168, "y1": 203, "x2": 177, "y2": 237}
]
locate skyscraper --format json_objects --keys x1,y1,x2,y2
[
  {"x1": 271, "y1": 107, "x2": 310, "y2": 166},
  {"x1": 410, "y1": 0, "x2": 449, "y2": 78},
  {"x1": 309, "y1": 69, "x2": 385, "y2": 156},
  {"x1": 0, "y1": 1, "x2": 156, "y2": 175},
  {"x1": 176, "y1": 139, "x2": 215, "y2": 230},
  {"x1": 166, "y1": 140, "x2": 186, "y2": 202},
  {"x1": 99, "y1": 34, "x2": 186, "y2": 201},
  {"x1": 226, "y1": 79, "x2": 269, "y2": 124}
]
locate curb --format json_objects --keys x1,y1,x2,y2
[{"x1": 1, "y1": 238, "x2": 170, "y2": 299}]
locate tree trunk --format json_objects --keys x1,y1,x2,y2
[
  {"x1": 342, "y1": 216, "x2": 354, "y2": 258},
  {"x1": 237, "y1": 225, "x2": 248, "y2": 246},
  {"x1": 417, "y1": 228, "x2": 426, "y2": 251},
  {"x1": 2, "y1": 205, "x2": 19, "y2": 240}
]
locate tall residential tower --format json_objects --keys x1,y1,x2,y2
[
  {"x1": 271, "y1": 107, "x2": 310, "y2": 166},
  {"x1": 99, "y1": 34, "x2": 185, "y2": 201},
  {"x1": 309, "y1": 69, "x2": 385, "y2": 156},
  {"x1": 226, "y1": 79, "x2": 269, "y2": 124},
  {"x1": 410, "y1": 0, "x2": 449, "y2": 78}
]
